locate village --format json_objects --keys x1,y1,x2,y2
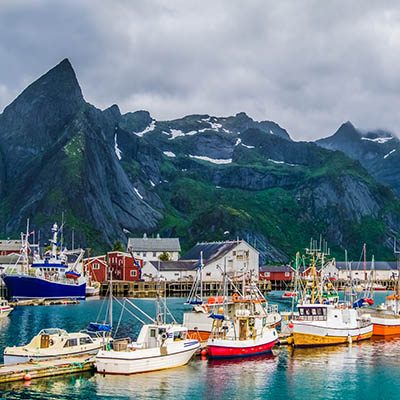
[{"x1": 0, "y1": 234, "x2": 398, "y2": 298}]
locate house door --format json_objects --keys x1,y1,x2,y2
[{"x1": 239, "y1": 319, "x2": 248, "y2": 341}]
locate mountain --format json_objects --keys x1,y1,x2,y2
[
  {"x1": 0, "y1": 59, "x2": 399, "y2": 263},
  {"x1": 317, "y1": 122, "x2": 400, "y2": 195}
]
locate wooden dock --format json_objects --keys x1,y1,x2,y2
[
  {"x1": 0, "y1": 356, "x2": 95, "y2": 383},
  {"x1": 100, "y1": 280, "x2": 272, "y2": 298},
  {"x1": 9, "y1": 299, "x2": 80, "y2": 307}
]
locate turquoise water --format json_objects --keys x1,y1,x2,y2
[{"x1": 0, "y1": 292, "x2": 399, "y2": 399}]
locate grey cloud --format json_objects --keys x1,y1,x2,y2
[{"x1": 1, "y1": 0, "x2": 400, "y2": 140}]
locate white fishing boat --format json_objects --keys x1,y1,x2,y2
[
  {"x1": 86, "y1": 281, "x2": 100, "y2": 296},
  {"x1": 289, "y1": 240, "x2": 373, "y2": 347},
  {"x1": 0, "y1": 299, "x2": 13, "y2": 317},
  {"x1": 4, "y1": 328, "x2": 106, "y2": 364}
]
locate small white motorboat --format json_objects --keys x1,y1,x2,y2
[
  {"x1": 96, "y1": 323, "x2": 200, "y2": 374},
  {"x1": 0, "y1": 299, "x2": 13, "y2": 317},
  {"x1": 4, "y1": 328, "x2": 107, "y2": 364}
]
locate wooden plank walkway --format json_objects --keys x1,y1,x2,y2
[{"x1": 0, "y1": 355, "x2": 95, "y2": 383}]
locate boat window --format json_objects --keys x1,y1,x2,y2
[
  {"x1": 173, "y1": 331, "x2": 181, "y2": 341},
  {"x1": 158, "y1": 328, "x2": 166, "y2": 336},
  {"x1": 79, "y1": 337, "x2": 93, "y2": 345},
  {"x1": 299, "y1": 308, "x2": 304, "y2": 316},
  {"x1": 316, "y1": 308, "x2": 323, "y2": 316},
  {"x1": 305, "y1": 308, "x2": 311, "y2": 316},
  {"x1": 64, "y1": 338, "x2": 78, "y2": 347},
  {"x1": 150, "y1": 329, "x2": 156, "y2": 338},
  {"x1": 262, "y1": 317, "x2": 266, "y2": 327},
  {"x1": 311, "y1": 308, "x2": 317, "y2": 316}
]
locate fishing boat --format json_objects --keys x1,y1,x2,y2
[
  {"x1": 183, "y1": 254, "x2": 280, "y2": 341},
  {"x1": 0, "y1": 299, "x2": 13, "y2": 317},
  {"x1": 282, "y1": 291, "x2": 297, "y2": 299},
  {"x1": 358, "y1": 241, "x2": 400, "y2": 336},
  {"x1": 207, "y1": 281, "x2": 278, "y2": 358},
  {"x1": 86, "y1": 281, "x2": 101, "y2": 296},
  {"x1": 2, "y1": 222, "x2": 87, "y2": 300},
  {"x1": 95, "y1": 279, "x2": 200, "y2": 374},
  {"x1": 290, "y1": 240, "x2": 373, "y2": 347},
  {"x1": 4, "y1": 328, "x2": 105, "y2": 364}
]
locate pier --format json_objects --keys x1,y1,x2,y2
[
  {"x1": 100, "y1": 280, "x2": 272, "y2": 298},
  {"x1": 0, "y1": 356, "x2": 95, "y2": 383}
]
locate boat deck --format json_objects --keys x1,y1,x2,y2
[{"x1": 0, "y1": 355, "x2": 95, "y2": 383}]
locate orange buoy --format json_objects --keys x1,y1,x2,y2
[
  {"x1": 202, "y1": 304, "x2": 210, "y2": 313},
  {"x1": 201, "y1": 349, "x2": 207, "y2": 356},
  {"x1": 288, "y1": 322, "x2": 294, "y2": 329},
  {"x1": 232, "y1": 293, "x2": 240, "y2": 302},
  {"x1": 23, "y1": 373, "x2": 31, "y2": 381},
  {"x1": 208, "y1": 297, "x2": 216, "y2": 304},
  {"x1": 217, "y1": 296, "x2": 224, "y2": 304}
]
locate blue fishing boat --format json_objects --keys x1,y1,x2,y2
[{"x1": 2, "y1": 223, "x2": 86, "y2": 300}]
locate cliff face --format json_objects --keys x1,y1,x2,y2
[
  {"x1": 0, "y1": 59, "x2": 399, "y2": 262},
  {"x1": 317, "y1": 122, "x2": 400, "y2": 195}
]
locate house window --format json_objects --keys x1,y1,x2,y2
[
  {"x1": 206, "y1": 272, "x2": 211, "y2": 276},
  {"x1": 233, "y1": 251, "x2": 236, "y2": 256},
  {"x1": 285, "y1": 272, "x2": 290, "y2": 277},
  {"x1": 136, "y1": 252, "x2": 140, "y2": 256},
  {"x1": 153, "y1": 252, "x2": 157, "y2": 257},
  {"x1": 143, "y1": 252, "x2": 147, "y2": 257},
  {"x1": 130, "y1": 270, "x2": 137, "y2": 277},
  {"x1": 174, "y1": 273, "x2": 179, "y2": 276},
  {"x1": 93, "y1": 263, "x2": 100, "y2": 270}
]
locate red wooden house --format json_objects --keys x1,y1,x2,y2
[
  {"x1": 107, "y1": 251, "x2": 143, "y2": 281},
  {"x1": 84, "y1": 255, "x2": 108, "y2": 282},
  {"x1": 259, "y1": 265, "x2": 294, "y2": 281}
]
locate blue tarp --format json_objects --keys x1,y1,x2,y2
[
  {"x1": 89, "y1": 322, "x2": 112, "y2": 332},
  {"x1": 208, "y1": 313, "x2": 225, "y2": 320}
]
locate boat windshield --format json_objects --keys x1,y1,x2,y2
[{"x1": 38, "y1": 328, "x2": 67, "y2": 336}]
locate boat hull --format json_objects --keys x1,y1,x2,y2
[
  {"x1": 4, "y1": 346, "x2": 101, "y2": 365},
  {"x1": 207, "y1": 340, "x2": 276, "y2": 359},
  {"x1": 95, "y1": 341, "x2": 200, "y2": 374},
  {"x1": 3, "y1": 275, "x2": 86, "y2": 300},
  {"x1": 371, "y1": 316, "x2": 400, "y2": 336},
  {"x1": 207, "y1": 330, "x2": 277, "y2": 359},
  {"x1": 292, "y1": 325, "x2": 373, "y2": 347}
]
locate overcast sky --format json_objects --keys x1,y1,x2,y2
[{"x1": 1, "y1": 1, "x2": 400, "y2": 140}]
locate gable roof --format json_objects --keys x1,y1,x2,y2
[
  {"x1": 336, "y1": 261, "x2": 399, "y2": 271},
  {"x1": 180, "y1": 241, "x2": 241, "y2": 265},
  {"x1": 149, "y1": 261, "x2": 198, "y2": 272},
  {"x1": 127, "y1": 238, "x2": 181, "y2": 252}
]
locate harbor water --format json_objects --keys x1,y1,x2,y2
[{"x1": 0, "y1": 292, "x2": 399, "y2": 399}]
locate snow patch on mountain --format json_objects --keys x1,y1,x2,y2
[
  {"x1": 189, "y1": 155, "x2": 232, "y2": 164},
  {"x1": 384, "y1": 149, "x2": 396, "y2": 159},
  {"x1": 114, "y1": 134, "x2": 122, "y2": 160},
  {"x1": 163, "y1": 151, "x2": 176, "y2": 157},
  {"x1": 134, "y1": 120, "x2": 156, "y2": 137},
  {"x1": 361, "y1": 136, "x2": 393, "y2": 144}
]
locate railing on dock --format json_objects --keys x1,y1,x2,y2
[{"x1": 100, "y1": 280, "x2": 272, "y2": 298}]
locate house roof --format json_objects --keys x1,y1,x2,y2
[
  {"x1": 0, "y1": 240, "x2": 22, "y2": 251},
  {"x1": 260, "y1": 265, "x2": 293, "y2": 273},
  {"x1": 336, "y1": 261, "x2": 399, "y2": 271},
  {"x1": 127, "y1": 238, "x2": 181, "y2": 252},
  {"x1": 180, "y1": 241, "x2": 241, "y2": 265},
  {"x1": 149, "y1": 261, "x2": 198, "y2": 272}
]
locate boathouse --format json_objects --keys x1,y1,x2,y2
[
  {"x1": 84, "y1": 255, "x2": 108, "y2": 282},
  {"x1": 107, "y1": 251, "x2": 143, "y2": 281},
  {"x1": 259, "y1": 265, "x2": 294, "y2": 281},
  {"x1": 335, "y1": 261, "x2": 399, "y2": 281},
  {"x1": 127, "y1": 234, "x2": 181, "y2": 262},
  {"x1": 143, "y1": 261, "x2": 199, "y2": 281}
]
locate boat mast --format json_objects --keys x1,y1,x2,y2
[
  {"x1": 363, "y1": 243, "x2": 367, "y2": 281},
  {"x1": 109, "y1": 266, "x2": 113, "y2": 328},
  {"x1": 200, "y1": 251, "x2": 203, "y2": 301}
]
